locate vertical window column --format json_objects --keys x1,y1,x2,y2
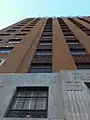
[
  {"x1": 68, "y1": 18, "x2": 90, "y2": 36},
  {"x1": 58, "y1": 18, "x2": 90, "y2": 69},
  {"x1": 28, "y1": 18, "x2": 52, "y2": 73}
]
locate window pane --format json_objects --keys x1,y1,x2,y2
[
  {"x1": 36, "y1": 52, "x2": 52, "y2": 56},
  {"x1": 31, "y1": 68, "x2": 52, "y2": 73},
  {"x1": 12, "y1": 98, "x2": 23, "y2": 109},
  {"x1": 37, "y1": 91, "x2": 47, "y2": 97},
  {"x1": 16, "y1": 92, "x2": 26, "y2": 97},
  {"x1": 68, "y1": 43, "x2": 79, "y2": 45},
  {"x1": 36, "y1": 98, "x2": 47, "y2": 110},
  {"x1": 23, "y1": 98, "x2": 31, "y2": 109},
  {"x1": 27, "y1": 91, "x2": 37, "y2": 97},
  {"x1": 8, "y1": 41, "x2": 20, "y2": 44},
  {"x1": 40, "y1": 43, "x2": 52, "y2": 45},
  {"x1": 71, "y1": 52, "x2": 86, "y2": 56},
  {"x1": 29, "y1": 98, "x2": 36, "y2": 109},
  {"x1": 8, "y1": 111, "x2": 20, "y2": 117}
]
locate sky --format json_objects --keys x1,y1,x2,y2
[{"x1": 0, "y1": 0, "x2": 90, "y2": 29}]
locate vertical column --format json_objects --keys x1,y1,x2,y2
[
  {"x1": 52, "y1": 18, "x2": 76, "y2": 72},
  {"x1": 63, "y1": 18, "x2": 90, "y2": 54},
  {"x1": 17, "y1": 18, "x2": 48, "y2": 73},
  {"x1": 73, "y1": 18, "x2": 90, "y2": 29},
  {"x1": 0, "y1": 18, "x2": 46, "y2": 73}
]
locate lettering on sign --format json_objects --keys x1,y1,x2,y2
[{"x1": 72, "y1": 72, "x2": 90, "y2": 81}]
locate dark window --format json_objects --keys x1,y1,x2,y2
[
  {"x1": 73, "y1": 54, "x2": 90, "y2": 63},
  {"x1": 62, "y1": 29, "x2": 71, "y2": 32},
  {"x1": 0, "y1": 33, "x2": 10, "y2": 36},
  {"x1": 29, "y1": 23, "x2": 35, "y2": 26},
  {"x1": 38, "y1": 41, "x2": 52, "y2": 50},
  {"x1": 32, "y1": 55, "x2": 52, "y2": 64},
  {"x1": 0, "y1": 47, "x2": 14, "y2": 53},
  {"x1": 66, "y1": 39, "x2": 79, "y2": 43},
  {"x1": 13, "y1": 27, "x2": 20, "y2": 29},
  {"x1": 42, "y1": 32, "x2": 52, "y2": 36},
  {"x1": 38, "y1": 44, "x2": 52, "y2": 50},
  {"x1": 64, "y1": 33, "x2": 74, "y2": 36},
  {"x1": 6, "y1": 87, "x2": 48, "y2": 118},
  {"x1": 17, "y1": 25, "x2": 24, "y2": 27},
  {"x1": 40, "y1": 40, "x2": 52, "y2": 43},
  {"x1": 20, "y1": 23, "x2": 26, "y2": 25},
  {"x1": 21, "y1": 30, "x2": 30, "y2": 32},
  {"x1": 43, "y1": 29, "x2": 52, "y2": 32},
  {"x1": 25, "y1": 27, "x2": 33, "y2": 29},
  {"x1": 40, "y1": 43, "x2": 52, "y2": 46},
  {"x1": 8, "y1": 39, "x2": 22, "y2": 43},
  {"x1": 28, "y1": 24, "x2": 34, "y2": 27},
  {"x1": 7, "y1": 30, "x2": 16, "y2": 32},
  {"x1": 76, "y1": 63, "x2": 90, "y2": 69},
  {"x1": 70, "y1": 49, "x2": 87, "y2": 56},
  {"x1": 16, "y1": 33, "x2": 27, "y2": 36},
  {"x1": 30, "y1": 63, "x2": 52, "y2": 73},
  {"x1": 65, "y1": 36, "x2": 76, "y2": 40},
  {"x1": 41, "y1": 36, "x2": 52, "y2": 39},
  {"x1": 36, "y1": 50, "x2": 52, "y2": 56},
  {"x1": 68, "y1": 44, "x2": 84, "y2": 49}
]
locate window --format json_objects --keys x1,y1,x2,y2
[
  {"x1": 32, "y1": 55, "x2": 52, "y2": 64},
  {"x1": 21, "y1": 30, "x2": 30, "y2": 32},
  {"x1": 65, "y1": 36, "x2": 75, "y2": 39},
  {"x1": 25, "y1": 27, "x2": 33, "y2": 29},
  {"x1": 64, "y1": 33, "x2": 74, "y2": 36},
  {"x1": 0, "y1": 33, "x2": 10, "y2": 36},
  {"x1": 42, "y1": 32, "x2": 52, "y2": 36},
  {"x1": 6, "y1": 87, "x2": 48, "y2": 118},
  {"x1": 43, "y1": 29, "x2": 52, "y2": 32},
  {"x1": 30, "y1": 64, "x2": 52, "y2": 73},
  {"x1": 16, "y1": 33, "x2": 27, "y2": 36},
  {"x1": 38, "y1": 46, "x2": 52, "y2": 50},
  {"x1": 40, "y1": 40, "x2": 52, "y2": 43},
  {"x1": 36, "y1": 51, "x2": 52, "y2": 56},
  {"x1": 17, "y1": 25, "x2": 24, "y2": 27},
  {"x1": 44, "y1": 26, "x2": 52, "y2": 29},
  {"x1": 7, "y1": 30, "x2": 16, "y2": 32},
  {"x1": 41, "y1": 36, "x2": 52, "y2": 39},
  {"x1": 8, "y1": 39, "x2": 22, "y2": 44},
  {"x1": 0, "y1": 58, "x2": 6, "y2": 66},
  {"x1": 13, "y1": 27, "x2": 20, "y2": 29},
  {"x1": 20, "y1": 23, "x2": 26, "y2": 25},
  {"x1": 40, "y1": 43, "x2": 52, "y2": 46},
  {"x1": 67, "y1": 42, "x2": 79, "y2": 45},
  {"x1": 38, "y1": 43, "x2": 52, "y2": 50},
  {"x1": 70, "y1": 50, "x2": 87, "y2": 56},
  {"x1": 68, "y1": 44, "x2": 84, "y2": 49},
  {"x1": 0, "y1": 47, "x2": 13, "y2": 53},
  {"x1": 66, "y1": 39, "x2": 79, "y2": 43},
  {"x1": 28, "y1": 24, "x2": 34, "y2": 27},
  {"x1": 83, "y1": 30, "x2": 90, "y2": 36},
  {"x1": 76, "y1": 63, "x2": 90, "y2": 69}
]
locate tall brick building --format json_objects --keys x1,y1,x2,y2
[
  {"x1": 0, "y1": 17, "x2": 90, "y2": 120},
  {"x1": 0, "y1": 17, "x2": 90, "y2": 73}
]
